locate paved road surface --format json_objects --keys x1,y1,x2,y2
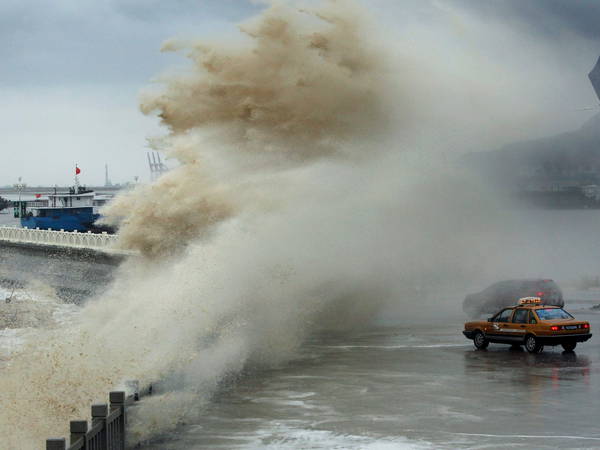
[{"x1": 139, "y1": 296, "x2": 600, "y2": 449}]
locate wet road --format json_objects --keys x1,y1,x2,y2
[{"x1": 139, "y1": 297, "x2": 600, "y2": 449}]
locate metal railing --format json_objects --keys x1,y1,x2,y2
[
  {"x1": 46, "y1": 382, "x2": 151, "y2": 450},
  {"x1": 0, "y1": 226, "x2": 126, "y2": 254}
]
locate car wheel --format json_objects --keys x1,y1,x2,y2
[
  {"x1": 473, "y1": 331, "x2": 489, "y2": 350},
  {"x1": 562, "y1": 342, "x2": 577, "y2": 352},
  {"x1": 525, "y1": 335, "x2": 543, "y2": 353}
]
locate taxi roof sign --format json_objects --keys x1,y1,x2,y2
[{"x1": 518, "y1": 297, "x2": 541, "y2": 305}]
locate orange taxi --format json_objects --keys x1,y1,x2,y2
[{"x1": 463, "y1": 297, "x2": 592, "y2": 353}]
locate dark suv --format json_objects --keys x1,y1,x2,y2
[{"x1": 463, "y1": 279, "x2": 563, "y2": 317}]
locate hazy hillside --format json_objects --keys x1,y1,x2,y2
[{"x1": 463, "y1": 112, "x2": 600, "y2": 188}]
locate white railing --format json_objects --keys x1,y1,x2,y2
[{"x1": 0, "y1": 226, "x2": 126, "y2": 254}]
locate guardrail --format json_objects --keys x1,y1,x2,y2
[
  {"x1": 46, "y1": 381, "x2": 151, "y2": 450},
  {"x1": 0, "y1": 226, "x2": 122, "y2": 253}
]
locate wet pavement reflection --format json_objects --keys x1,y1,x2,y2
[{"x1": 140, "y1": 305, "x2": 600, "y2": 449}]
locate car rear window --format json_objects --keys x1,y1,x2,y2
[
  {"x1": 512, "y1": 309, "x2": 528, "y2": 323},
  {"x1": 494, "y1": 308, "x2": 514, "y2": 322},
  {"x1": 535, "y1": 308, "x2": 573, "y2": 320}
]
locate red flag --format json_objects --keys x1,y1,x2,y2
[
  {"x1": 75, "y1": 166, "x2": 81, "y2": 175},
  {"x1": 35, "y1": 194, "x2": 42, "y2": 199}
]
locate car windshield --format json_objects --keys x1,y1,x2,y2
[{"x1": 535, "y1": 308, "x2": 573, "y2": 320}]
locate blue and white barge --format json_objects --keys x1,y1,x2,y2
[{"x1": 16, "y1": 187, "x2": 113, "y2": 233}]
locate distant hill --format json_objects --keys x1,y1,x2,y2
[
  {"x1": 463, "y1": 112, "x2": 600, "y2": 189},
  {"x1": 463, "y1": 54, "x2": 600, "y2": 190},
  {"x1": 461, "y1": 55, "x2": 600, "y2": 208}
]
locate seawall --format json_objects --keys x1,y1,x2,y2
[{"x1": 0, "y1": 241, "x2": 125, "y2": 304}]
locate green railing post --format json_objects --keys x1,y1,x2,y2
[
  {"x1": 46, "y1": 438, "x2": 66, "y2": 450},
  {"x1": 91, "y1": 403, "x2": 108, "y2": 450},
  {"x1": 110, "y1": 391, "x2": 126, "y2": 450},
  {"x1": 69, "y1": 420, "x2": 87, "y2": 449}
]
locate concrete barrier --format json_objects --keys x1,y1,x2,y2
[{"x1": 0, "y1": 240, "x2": 124, "y2": 304}]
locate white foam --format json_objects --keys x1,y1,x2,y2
[
  {"x1": 0, "y1": 286, "x2": 80, "y2": 360},
  {"x1": 254, "y1": 424, "x2": 435, "y2": 449}
]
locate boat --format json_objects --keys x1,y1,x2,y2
[{"x1": 15, "y1": 186, "x2": 114, "y2": 233}]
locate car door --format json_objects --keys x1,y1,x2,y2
[
  {"x1": 510, "y1": 308, "x2": 529, "y2": 341},
  {"x1": 526, "y1": 309, "x2": 539, "y2": 335},
  {"x1": 488, "y1": 308, "x2": 515, "y2": 342}
]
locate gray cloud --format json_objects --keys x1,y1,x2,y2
[
  {"x1": 1, "y1": 0, "x2": 260, "y2": 186},
  {"x1": 3, "y1": 0, "x2": 599, "y2": 88},
  {"x1": 450, "y1": 0, "x2": 600, "y2": 41},
  {"x1": 113, "y1": 0, "x2": 258, "y2": 22},
  {"x1": 1, "y1": 0, "x2": 600, "y2": 186},
  {"x1": 0, "y1": 0, "x2": 259, "y2": 86}
]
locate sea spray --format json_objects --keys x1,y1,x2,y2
[
  {"x1": 0, "y1": 1, "x2": 573, "y2": 447},
  {"x1": 0, "y1": 2, "x2": 399, "y2": 447},
  {"x1": 103, "y1": 0, "x2": 390, "y2": 257}
]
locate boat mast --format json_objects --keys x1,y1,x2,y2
[{"x1": 75, "y1": 164, "x2": 80, "y2": 193}]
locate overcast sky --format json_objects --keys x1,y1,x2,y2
[{"x1": 2, "y1": 0, "x2": 599, "y2": 186}]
